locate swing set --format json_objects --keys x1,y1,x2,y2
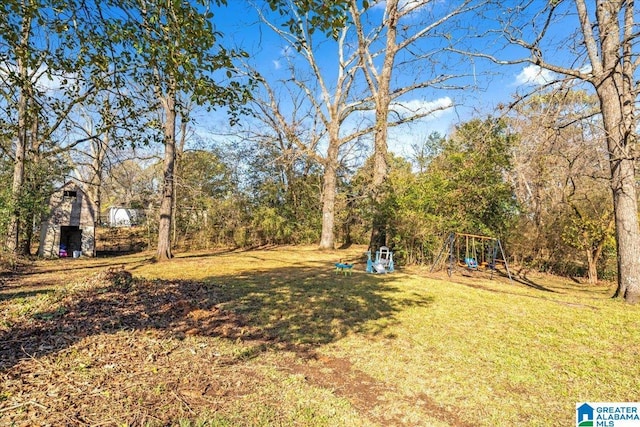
[{"x1": 431, "y1": 232, "x2": 513, "y2": 282}]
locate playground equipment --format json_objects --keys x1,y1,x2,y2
[
  {"x1": 335, "y1": 262, "x2": 354, "y2": 275},
  {"x1": 366, "y1": 246, "x2": 394, "y2": 274},
  {"x1": 431, "y1": 232, "x2": 512, "y2": 282}
]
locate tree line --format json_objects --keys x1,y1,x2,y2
[{"x1": 1, "y1": 0, "x2": 638, "y2": 303}]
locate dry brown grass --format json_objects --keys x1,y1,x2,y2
[{"x1": 1, "y1": 246, "x2": 638, "y2": 426}]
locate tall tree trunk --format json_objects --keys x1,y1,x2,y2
[
  {"x1": 367, "y1": 0, "x2": 397, "y2": 253},
  {"x1": 319, "y1": 142, "x2": 339, "y2": 249},
  {"x1": 88, "y1": 133, "x2": 109, "y2": 224},
  {"x1": 597, "y1": 81, "x2": 640, "y2": 302},
  {"x1": 593, "y1": 0, "x2": 640, "y2": 302},
  {"x1": 6, "y1": 98, "x2": 27, "y2": 254},
  {"x1": 6, "y1": 13, "x2": 32, "y2": 254},
  {"x1": 585, "y1": 248, "x2": 597, "y2": 285},
  {"x1": 21, "y1": 210, "x2": 34, "y2": 256},
  {"x1": 368, "y1": 107, "x2": 390, "y2": 252},
  {"x1": 608, "y1": 156, "x2": 639, "y2": 302},
  {"x1": 172, "y1": 117, "x2": 187, "y2": 246},
  {"x1": 585, "y1": 220, "x2": 610, "y2": 285},
  {"x1": 156, "y1": 90, "x2": 177, "y2": 261},
  {"x1": 21, "y1": 118, "x2": 41, "y2": 257}
]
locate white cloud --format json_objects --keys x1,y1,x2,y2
[
  {"x1": 280, "y1": 45, "x2": 293, "y2": 58},
  {"x1": 382, "y1": 97, "x2": 455, "y2": 155},
  {"x1": 386, "y1": 98, "x2": 455, "y2": 156},
  {"x1": 399, "y1": 0, "x2": 430, "y2": 12},
  {"x1": 35, "y1": 72, "x2": 64, "y2": 91},
  {"x1": 389, "y1": 97, "x2": 453, "y2": 120},
  {"x1": 515, "y1": 65, "x2": 555, "y2": 86},
  {"x1": 372, "y1": 0, "x2": 430, "y2": 13},
  {"x1": 272, "y1": 60, "x2": 281, "y2": 70},
  {"x1": 0, "y1": 63, "x2": 76, "y2": 92},
  {"x1": 579, "y1": 65, "x2": 592, "y2": 76}
]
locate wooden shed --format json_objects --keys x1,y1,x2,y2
[{"x1": 38, "y1": 181, "x2": 97, "y2": 258}]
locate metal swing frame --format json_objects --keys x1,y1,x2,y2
[{"x1": 431, "y1": 232, "x2": 513, "y2": 282}]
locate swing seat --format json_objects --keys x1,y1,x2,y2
[{"x1": 464, "y1": 257, "x2": 478, "y2": 270}]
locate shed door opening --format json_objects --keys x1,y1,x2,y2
[{"x1": 60, "y1": 226, "x2": 82, "y2": 256}]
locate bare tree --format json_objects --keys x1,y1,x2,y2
[
  {"x1": 254, "y1": 3, "x2": 370, "y2": 249},
  {"x1": 68, "y1": 104, "x2": 118, "y2": 220},
  {"x1": 480, "y1": 1, "x2": 640, "y2": 302},
  {"x1": 348, "y1": 0, "x2": 484, "y2": 252},
  {"x1": 255, "y1": 0, "x2": 472, "y2": 249},
  {"x1": 242, "y1": 74, "x2": 323, "y2": 213},
  {"x1": 508, "y1": 89, "x2": 613, "y2": 284}
]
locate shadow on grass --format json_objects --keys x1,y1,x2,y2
[
  {"x1": 512, "y1": 278, "x2": 557, "y2": 292},
  {"x1": 510, "y1": 272, "x2": 558, "y2": 293},
  {"x1": 0, "y1": 265, "x2": 433, "y2": 371},
  {"x1": 449, "y1": 266, "x2": 559, "y2": 294},
  {"x1": 0, "y1": 289, "x2": 55, "y2": 302},
  {"x1": 17, "y1": 257, "x2": 156, "y2": 277}
]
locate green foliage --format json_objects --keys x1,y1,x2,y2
[
  {"x1": 267, "y1": 0, "x2": 357, "y2": 40},
  {"x1": 0, "y1": 144, "x2": 69, "y2": 254},
  {"x1": 381, "y1": 155, "x2": 443, "y2": 264},
  {"x1": 243, "y1": 141, "x2": 322, "y2": 246},
  {"x1": 429, "y1": 117, "x2": 519, "y2": 236},
  {"x1": 0, "y1": 158, "x2": 12, "y2": 240},
  {"x1": 347, "y1": 120, "x2": 518, "y2": 265},
  {"x1": 173, "y1": 149, "x2": 248, "y2": 248},
  {"x1": 20, "y1": 154, "x2": 68, "y2": 246},
  {"x1": 167, "y1": 142, "x2": 323, "y2": 249},
  {"x1": 103, "y1": 0, "x2": 252, "y2": 131},
  {"x1": 409, "y1": 131, "x2": 445, "y2": 173},
  {"x1": 562, "y1": 215, "x2": 612, "y2": 253},
  {"x1": 251, "y1": 206, "x2": 293, "y2": 244}
]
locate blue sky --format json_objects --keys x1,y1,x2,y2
[
  {"x1": 0, "y1": 0, "x2": 589, "y2": 159},
  {"x1": 195, "y1": 0, "x2": 577, "y2": 156}
]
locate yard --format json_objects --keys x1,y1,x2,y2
[{"x1": 1, "y1": 246, "x2": 638, "y2": 426}]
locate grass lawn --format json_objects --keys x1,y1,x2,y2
[{"x1": 1, "y1": 245, "x2": 638, "y2": 426}]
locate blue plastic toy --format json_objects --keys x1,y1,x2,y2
[
  {"x1": 366, "y1": 246, "x2": 394, "y2": 274},
  {"x1": 335, "y1": 262, "x2": 353, "y2": 275}
]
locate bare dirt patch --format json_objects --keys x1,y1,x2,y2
[{"x1": 286, "y1": 353, "x2": 474, "y2": 427}]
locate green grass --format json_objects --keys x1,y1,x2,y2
[
  {"x1": 324, "y1": 271, "x2": 639, "y2": 425},
  {"x1": 1, "y1": 246, "x2": 638, "y2": 426}
]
